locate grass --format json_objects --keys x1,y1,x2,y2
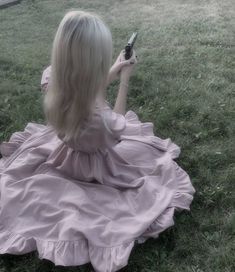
[{"x1": 0, "y1": 0, "x2": 234, "y2": 271}]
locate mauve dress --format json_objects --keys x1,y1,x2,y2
[{"x1": 0, "y1": 67, "x2": 195, "y2": 272}]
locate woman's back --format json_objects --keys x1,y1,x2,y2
[{"x1": 57, "y1": 104, "x2": 126, "y2": 153}]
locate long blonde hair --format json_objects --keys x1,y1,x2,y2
[{"x1": 44, "y1": 10, "x2": 112, "y2": 143}]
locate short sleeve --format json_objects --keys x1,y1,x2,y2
[
  {"x1": 41, "y1": 65, "x2": 51, "y2": 88},
  {"x1": 103, "y1": 109, "x2": 126, "y2": 139}
]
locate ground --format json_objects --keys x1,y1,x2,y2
[{"x1": 0, "y1": 0, "x2": 234, "y2": 271}]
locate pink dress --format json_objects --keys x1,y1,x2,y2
[{"x1": 0, "y1": 68, "x2": 195, "y2": 272}]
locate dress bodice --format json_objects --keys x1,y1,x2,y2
[{"x1": 58, "y1": 106, "x2": 126, "y2": 153}]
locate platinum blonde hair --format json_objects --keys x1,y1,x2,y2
[{"x1": 44, "y1": 10, "x2": 112, "y2": 143}]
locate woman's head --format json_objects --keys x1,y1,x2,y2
[{"x1": 44, "y1": 10, "x2": 112, "y2": 142}]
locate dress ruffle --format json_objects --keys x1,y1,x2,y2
[
  {"x1": 0, "y1": 228, "x2": 135, "y2": 271},
  {"x1": 123, "y1": 111, "x2": 181, "y2": 159},
  {"x1": 0, "y1": 166, "x2": 194, "y2": 271},
  {"x1": 0, "y1": 123, "x2": 46, "y2": 158},
  {"x1": 0, "y1": 110, "x2": 195, "y2": 272}
]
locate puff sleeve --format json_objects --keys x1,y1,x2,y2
[
  {"x1": 41, "y1": 65, "x2": 51, "y2": 91},
  {"x1": 102, "y1": 108, "x2": 126, "y2": 140}
]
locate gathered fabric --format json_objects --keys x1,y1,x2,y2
[{"x1": 0, "y1": 108, "x2": 195, "y2": 272}]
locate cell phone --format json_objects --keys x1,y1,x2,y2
[{"x1": 124, "y1": 32, "x2": 138, "y2": 60}]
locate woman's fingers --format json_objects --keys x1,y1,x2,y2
[
  {"x1": 111, "y1": 50, "x2": 137, "y2": 76},
  {"x1": 118, "y1": 49, "x2": 137, "y2": 63},
  {"x1": 118, "y1": 59, "x2": 135, "y2": 70},
  {"x1": 130, "y1": 50, "x2": 137, "y2": 63},
  {"x1": 119, "y1": 50, "x2": 126, "y2": 62}
]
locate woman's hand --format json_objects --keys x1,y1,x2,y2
[
  {"x1": 120, "y1": 50, "x2": 137, "y2": 84},
  {"x1": 107, "y1": 50, "x2": 137, "y2": 86}
]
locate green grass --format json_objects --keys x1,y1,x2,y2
[{"x1": 0, "y1": 0, "x2": 234, "y2": 271}]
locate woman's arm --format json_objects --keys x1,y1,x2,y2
[
  {"x1": 113, "y1": 82, "x2": 129, "y2": 115},
  {"x1": 113, "y1": 51, "x2": 137, "y2": 115}
]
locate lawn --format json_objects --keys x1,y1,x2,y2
[{"x1": 0, "y1": 0, "x2": 234, "y2": 271}]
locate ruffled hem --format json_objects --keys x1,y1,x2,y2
[
  {"x1": 123, "y1": 111, "x2": 181, "y2": 159},
  {"x1": 0, "y1": 228, "x2": 134, "y2": 272},
  {"x1": 0, "y1": 163, "x2": 194, "y2": 272},
  {"x1": 0, "y1": 123, "x2": 46, "y2": 158}
]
